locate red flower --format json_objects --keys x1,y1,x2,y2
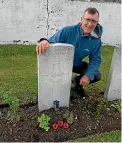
[
  {"x1": 63, "y1": 122, "x2": 69, "y2": 128},
  {"x1": 52, "y1": 123, "x2": 58, "y2": 129},
  {"x1": 58, "y1": 120, "x2": 63, "y2": 126}
]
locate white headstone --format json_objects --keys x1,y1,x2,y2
[
  {"x1": 38, "y1": 43, "x2": 74, "y2": 112},
  {"x1": 104, "y1": 46, "x2": 121, "y2": 101}
]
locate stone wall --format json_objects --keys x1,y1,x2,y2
[
  {"x1": 0, "y1": 0, "x2": 121, "y2": 45},
  {"x1": 74, "y1": 0, "x2": 121, "y2": 3}
]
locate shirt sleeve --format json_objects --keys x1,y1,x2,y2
[
  {"x1": 85, "y1": 40, "x2": 102, "y2": 80},
  {"x1": 48, "y1": 27, "x2": 68, "y2": 43}
]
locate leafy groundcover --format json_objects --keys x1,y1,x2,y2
[{"x1": 0, "y1": 93, "x2": 121, "y2": 142}]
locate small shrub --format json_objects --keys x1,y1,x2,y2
[
  {"x1": 38, "y1": 114, "x2": 51, "y2": 131},
  {"x1": 63, "y1": 111, "x2": 74, "y2": 124},
  {"x1": 85, "y1": 84, "x2": 110, "y2": 118},
  {"x1": 1, "y1": 92, "x2": 21, "y2": 121},
  {"x1": 3, "y1": 93, "x2": 19, "y2": 110},
  {"x1": 111, "y1": 100, "x2": 122, "y2": 113},
  {"x1": 86, "y1": 95, "x2": 109, "y2": 118}
]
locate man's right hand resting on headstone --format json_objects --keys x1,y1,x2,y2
[{"x1": 36, "y1": 40, "x2": 49, "y2": 55}]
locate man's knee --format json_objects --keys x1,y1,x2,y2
[
  {"x1": 73, "y1": 61, "x2": 88, "y2": 74},
  {"x1": 90, "y1": 71, "x2": 101, "y2": 84},
  {"x1": 95, "y1": 71, "x2": 101, "y2": 82}
]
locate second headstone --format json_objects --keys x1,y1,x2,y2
[{"x1": 104, "y1": 46, "x2": 121, "y2": 101}]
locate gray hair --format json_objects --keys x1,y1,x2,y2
[{"x1": 84, "y1": 7, "x2": 99, "y2": 17}]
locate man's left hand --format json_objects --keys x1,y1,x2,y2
[{"x1": 80, "y1": 75, "x2": 90, "y2": 86}]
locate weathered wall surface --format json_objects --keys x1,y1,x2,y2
[
  {"x1": 0, "y1": 0, "x2": 48, "y2": 44},
  {"x1": 0, "y1": 0, "x2": 121, "y2": 45}
]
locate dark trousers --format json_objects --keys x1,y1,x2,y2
[{"x1": 73, "y1": 61, "x2": 101, "y2": 85}]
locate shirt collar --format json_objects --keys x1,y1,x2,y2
[{"x1": 78, "y1": 22, "x2": 99, "y2": 38}]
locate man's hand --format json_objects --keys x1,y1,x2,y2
[
  {"x1": 36, "y1": 40, "x2": 49, "y2": 55},
  {"x1": 80, "y1": 75, "x2": 90, "y2": 86}
]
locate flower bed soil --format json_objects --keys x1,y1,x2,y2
[{"x1": 0, "y1": 96, "x2": 121, "y2": 142}]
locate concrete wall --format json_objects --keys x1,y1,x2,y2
[
  {"x1": 0, "y1": 0, "x2": 121, "y2": 45},
  {"x1": 0, "y1": 0, "x2": 48, "y2": 44}
]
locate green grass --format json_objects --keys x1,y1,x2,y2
[
  {"x1": 0, "y1": 44, "x2": 38, "y2": 99},
  {"x1": 70, "y1": 130, "x2": 121, "y2": 142},
  {"x1": 96, "y1": 45, "x2": 115, "y2": 90},
  {"x1": 0, "y1": 44, "x2": 114, "y2": 99}
]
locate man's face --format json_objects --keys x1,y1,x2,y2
[{"x1": 81, "y1": 11, "x2": 99, "y2": 35}]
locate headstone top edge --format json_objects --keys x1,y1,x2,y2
[
  {"x1": 50, "y1": 43, "x2": 74, "y2": 48},
  {"x1": 115, "y1": 45, "x2": 121, "y2": 49}
]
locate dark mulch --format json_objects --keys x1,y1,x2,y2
[{"x1": 0, "y1": 95, "x2": 121, "y2": 142}]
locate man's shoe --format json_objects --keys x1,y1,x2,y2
[
  {"x1": 75, "y1": 85, "x2": 86, "y2": 97},
  {"x1": 72, "y1": 75, "x2": 87, "y2": 97}
]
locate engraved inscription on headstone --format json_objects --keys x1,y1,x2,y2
[
  {"x1": 104, "y1": 46, "x2": 121, "y2": 101},
  {"x1": 38, "y1": 43, "x2": 74, "y2": 112}
]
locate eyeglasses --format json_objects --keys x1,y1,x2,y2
[{"x1": 83, "y1": 17, "x2": 98, "y2": 24}]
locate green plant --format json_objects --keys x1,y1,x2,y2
[
  {"x1": 2, "y1": 93, "x2": 20, "y2": 121},
  {"x1": 7, "y1": 127, "x2": 13, "y2": 134},
  {"x1": 111, "y1": 100, "x2": 122, "y2": 113},
  {"x1": 38, "y1": 114, "x2": 51, "y2": 131},
  {"x1": 86, "y1": 93, "x2": 109, "y2": 118},
  {"x1": 63, "y1": 111, "x2": 74, "y2": 124},
  {"x1": 3, "y1": 93, "x2": 19, "y2": 110}
]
